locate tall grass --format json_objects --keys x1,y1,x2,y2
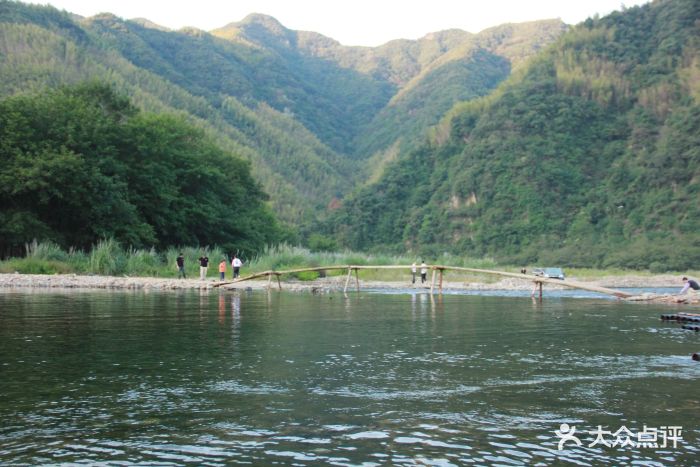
[
  {"x1": 0, "y1": 239, "x2": 227, "y2": 277},
  {"x1": 25, "y1": 239, "x2": 71, "y2": 262},
  {"x1": 0, "y1": 240, "x2": 84, "y2": 274},
  {"x1": 2, "y1": 240, "x2": 693, "y2": 279},
  {"x1": 89, "y1": 238, "x2": 127, "y2": 275}
]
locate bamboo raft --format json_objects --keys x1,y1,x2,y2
[
  {"x1": 660, "y1": 312, "x2": 700, "y2": 322},
  {"x1": 212, "y1": 264, "x2": 633, "y2": 299}
]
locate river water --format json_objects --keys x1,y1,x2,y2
[{"x1": 1, "y1": 289, "x2": 698, "y2": 465}]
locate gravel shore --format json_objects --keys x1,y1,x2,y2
[{"x1": 0, "y1": 272, "x2": 697, "y2": 304}]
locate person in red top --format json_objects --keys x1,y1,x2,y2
[{"x1": 218, "y1": 259, "x2": 227, "y2": 281}]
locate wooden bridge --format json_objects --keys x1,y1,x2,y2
[{"x1": 213, "y1": 264, "x2": 632, "y2": 299}]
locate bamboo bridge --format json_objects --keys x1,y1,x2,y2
[{"x1": 213, "y1": 264, "x2": 632, "y2": 299}]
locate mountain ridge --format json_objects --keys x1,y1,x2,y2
[
  {"x1": 323, "y1": 0, "x2": 700, "y2": 270},
  {"x1": 1, "y1": 0, "x2": 564, "y2": 227}
]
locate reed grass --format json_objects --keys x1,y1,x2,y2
[{"x1": 0, "y1": 240, "x2": 695, "y2": 279}]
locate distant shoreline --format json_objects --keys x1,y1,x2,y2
[{"x1": 1, "y1": 272, "x2": 697, "y2": 304}]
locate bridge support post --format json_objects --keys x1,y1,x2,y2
[
  {"x1": 267, "y1": 272, "x2": 272, "y2": 290},
  {"x1": 531, "y1": 281, "x2": 543, "y2": 299},
  {"x1": 439, "y1": 268, "x2": 444, "y2": 294},
  {"x1": 430, "y1": 269, "x2": 437, "y2": 294},
  {"x1": 354, "y1": 268, "x2": 360, "y2": 292}
]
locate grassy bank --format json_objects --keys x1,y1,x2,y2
[
  {"x1": 0, "y1": 240, "x2": 502, "y2": 280},
  {"x1": 0, "y1": 240, "x2": 694, "y2": 281}
]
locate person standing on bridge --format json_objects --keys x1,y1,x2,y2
[
  {"x1": 411, "y1": 262, "x2": 417, "y2": 284},
  {"x1": 420, "y1": 261, "x2": 428, "y2": 284},
  {"x1": 680, "y1": 277, "x2": 700, "y2": 294}
]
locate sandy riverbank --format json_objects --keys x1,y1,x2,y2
[{"x1": 1, "y1": 272, "x2": 698, "y2": 305}]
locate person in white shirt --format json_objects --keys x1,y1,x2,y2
[
  {"x1": 411, "y1": 262, "x2": 417, "y2": 284},
  {"x1": 420, "y1": 261, "x2": 428, "y2": 284},
  {"x1": 231, "y1": 255, "x2": 243, "y2": 279}
]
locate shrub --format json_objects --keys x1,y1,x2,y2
[
  {"x1": 0, "y1": 258, "x2": 73, "y2": 274},
  {"x1": 25, "y1": 239, "x2": 70, "y2": 262},
  {"x1": 89, "y1": 238, "x2": 127, "y2": 275},
  {"x1": 295, "y1": 271, "x2": 320, "y2": 281}
]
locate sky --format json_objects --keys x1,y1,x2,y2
[{"x1": 26, "y1": 0, "x2": 651, "y2": 47}]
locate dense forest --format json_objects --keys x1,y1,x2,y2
[
  {"x1": 1, "y1": 0, "x2": 698, "y2": 270},
  {"x1": 323, "y1": 0, "x2": 700, "y2": 270},
  {"x1": 0, "y1": 83, "x2": 280, "y2": 254},
  {"x1": 0, "y1": 0, "x2": 563, "y2": 226}
]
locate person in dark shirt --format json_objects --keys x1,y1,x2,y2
[
  {"x1": 176, "y1": 253, "x2": 186, "y2": 279},
  {"x1": 680, "y1": 277, "x2": 700, "y2": 294},
  {"x1": 198, "y1": 255, "x2": 209, "y2": 280}
]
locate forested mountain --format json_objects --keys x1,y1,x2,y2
[
  {"x1": 0, "y1": 0, "x2": 564, "y2": 228},
  {"x1": 4, "y1": 0, "x2": 696, "y2": 271},
  {"x1": 324, "y1": 0, "x2": 700, "y2": 270},
  {"x1": 0, "y1": 2, "x2": 356, "y2": 226}
]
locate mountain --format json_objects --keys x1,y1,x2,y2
[
  {"x1": 0, "y1": 0, "x2": 565, "y2": 229},
  {"x1": 324, "y1": 0, "x2": 700, "y2": 270},
  {"x1": 212, "y1": 16, "x2": 567, "y2": 171}
]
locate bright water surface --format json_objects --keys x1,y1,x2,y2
[{"x1": 1, "y1": 289, "x2": 698, "y2": 466}]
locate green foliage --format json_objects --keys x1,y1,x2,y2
[
  {"x1": 0, "y1": 240, "x2": 235, "y2": 277},
  {"x1": 307, "y1": 234, "x2": 337, "y2": 252},
  {"x1": 324, "y1": 0, "x2": 700, "y2": 271},
  {"x1": 0, "y1": 83, "x2": 281, "y2": 254},
  {"x1": 0, "y1": 257, "x2": 73, "y2": 274},
  {"x1": 89, "y1": 238, "x2": 127, "y2": 276},
  {"x1": 2, "y1": 0, "x2": 698, "y2": 272},
  {"x1": 0, "y1": 1, "x2": 566, "y2": 228},
  {"x1": 0, "y1": 239, "x2": 504, "y2": 279},
  {"x1": 25, "y1": 239, "x2": 70, "y2": 262},
  {"x1": 294, "y1": 271, "x2": 320, "y2": 281},
  {"x1": 357, "y1": 50, "x2": 511, "y2": 159}
]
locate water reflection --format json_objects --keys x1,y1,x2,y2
[{"x1": 0, "y1": 290, "x2": 698, "y2": 465}]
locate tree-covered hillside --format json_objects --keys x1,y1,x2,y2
[
  {"x1": 0, "y1": 83, "x2": 280, "y2": 255},
  {"x1": 351, "y1": 20, "x2": 568, "y2": 164},
  {"x1": 325, "y1": 0, "x2": 700, "y2": 270},
  {"x1": 0, "y1": 2, "x2": 357, "y2": 226},
  {"x1": 0, "y1": 1, "x2": 564, "y2": 230}
]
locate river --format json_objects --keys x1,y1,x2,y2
[{"x1": 1, "y1": 289, "x2": 698, "y2": 465}]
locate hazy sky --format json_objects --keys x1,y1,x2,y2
[{"x1": 26, "y1": 0, "x2": 650, "y2": 46}]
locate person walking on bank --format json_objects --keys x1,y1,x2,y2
[
  {"x1": 219, "y1": 258, "x2": 227, "y2": 281},
  {"x1": 411, "y1": 262, "x2": 417, "y2": 284},
  {"x1": 232, "y1": 255, "x2": 243, "y2": 279},
  {"x1": 198, "y1": 254, "x2": 209, "y2": 280},
  {"x1": 420, "y1": 261, "x2": 428, "y2": 284},
  {"x1": 176, "y1": 253, "x2": 186, "y2": 279},
  {"x1": 680, "y1": 276, "x2": 700, "y2": 294}
]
